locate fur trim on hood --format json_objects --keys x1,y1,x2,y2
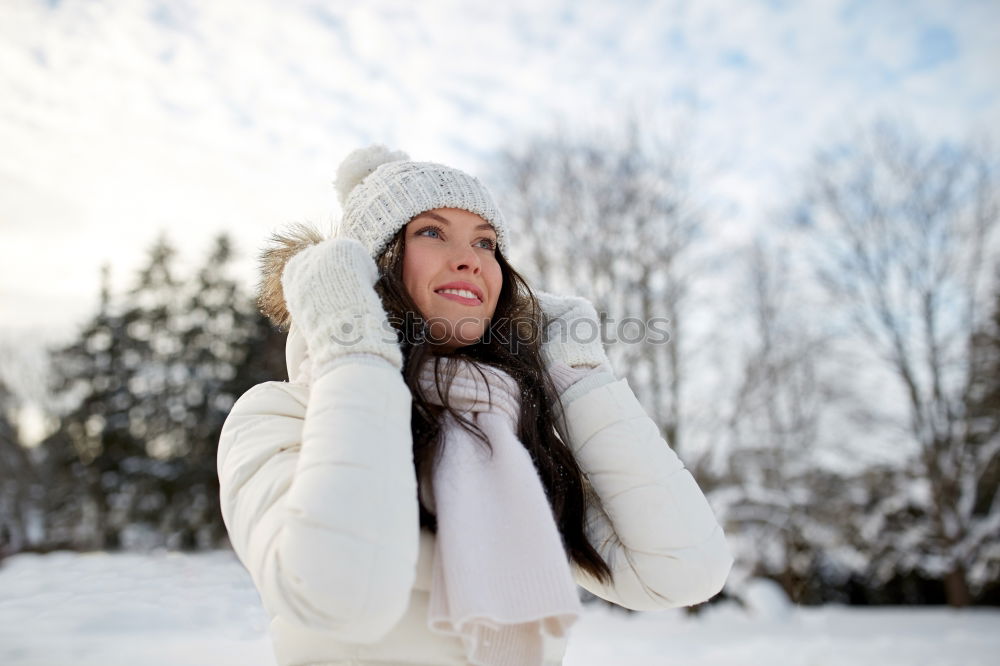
[{"x1": 257, "y1": 222, "x2": 325, "y2": 331}]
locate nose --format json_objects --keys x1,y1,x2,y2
[{"x1": 450, "y1": 243, "x2": 481, "y2": 274}]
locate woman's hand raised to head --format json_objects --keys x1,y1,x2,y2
[
  {"x1": 535, "y1": 290, "x2": 612, "y2": 370},
  {"x1": 535, "y1": 291, "x2": 618, "y2": 399},
  {"x1": 281, "y1": 237, "x2": 403, "y2": 374}
]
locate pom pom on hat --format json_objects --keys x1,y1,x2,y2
[{"x1": 334, "y1": 145, "x2": 410, "y2": 207}]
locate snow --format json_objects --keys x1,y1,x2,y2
[
  {"x1": 1, "y1": 550, "x2": 997, "y2": 666},
  {"x1": 739, "y1": 577, "x2": 793, "y2": 620}
]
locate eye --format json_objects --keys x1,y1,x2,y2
[
  {"x1": 476, "y1": 237, "x2": 497, "y2": 251},
  {"x1": 416, "y1": 225, "x2": 443, "y2": 239}
]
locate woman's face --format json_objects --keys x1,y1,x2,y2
[{"x1": 402, "y1": 207, "x2": 503, "y2": 351}]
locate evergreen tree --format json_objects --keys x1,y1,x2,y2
[
  {"x1": 39, "y1": 231, "x2": 310, "y2": 553},
  {"x1": 49, "y1": 263, "x2": 140, "y2": 549},
  {"x1": 47, "y1": 231, "x2": 291, "y2": 551},
  {"x1": 0, "y1": 376, "x2": 30, "y2": 558},
  {"x1": 114, "y1": 233, "x2": 190, "y2": 548},
  {"x1": 167, "y1": 233, "x2": 260, "y2": 548}
]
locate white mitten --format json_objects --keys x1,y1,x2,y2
[
  {"x1": 281, "y1": 237, "x2": 402, "y2": 374},
  {"x1": 536, "y1": 291, "x2": 617, "y2": 407},
  {"x1": 536, "y1": 290, "x2": 611, "y2": 370}
]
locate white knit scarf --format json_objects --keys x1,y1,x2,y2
[{"x1": 417, "y1": 358, "x2": 583, "y2": 666}]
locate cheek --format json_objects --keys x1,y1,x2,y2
[
  {"x1": 401, "y1": 249, "x2": 428, "y2": 300},
  {"x1": 486, "y1": 265, "x2": 503, "y2": 313},
  {"x1": 401, "y1": 258, "x2": 414, "y2": 294}
]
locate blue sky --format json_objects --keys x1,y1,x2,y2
[{"x1": 0, "y1": 0, "x2": 997, "y2": 339}]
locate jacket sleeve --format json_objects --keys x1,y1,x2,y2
[
  {"x1": 217, "y1": 360, "x2": 419, "y2": 641},
  {"x1": 564, "y1": 376, "x2": 734, "y2": 611}
]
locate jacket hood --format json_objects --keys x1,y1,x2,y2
[{"x1": 257, "y1": 223, "x2": 325, "y2": 382}]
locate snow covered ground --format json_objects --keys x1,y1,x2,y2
[{"x1": 1, "y1": 550, "x2": 997, "y2": 666}]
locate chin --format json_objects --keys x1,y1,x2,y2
[
  {"x1": 443, "y1": 334, "x2": 485, "y2": 351},
  {"x1": 430, "y1": 328, "x2": 488, "y2": 352}
]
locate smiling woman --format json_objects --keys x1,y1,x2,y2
[
  {"x1": 217, "y1": 145, "x2": 733, "y2": 666},
  {"x1": 402, "y1": 208, "x2": 504, "y2": 350}
]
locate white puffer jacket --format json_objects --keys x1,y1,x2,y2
[{"x1": 218, "y1": 330, "x2": 733, "y2": 666}]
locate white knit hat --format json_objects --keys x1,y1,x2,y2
[{"x1": 334, "y1": 145, "x2": 509, "y2": 260}]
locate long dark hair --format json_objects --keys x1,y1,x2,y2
[{"x1": 373, "y1": 226, "x2": 612, "y2": 584}]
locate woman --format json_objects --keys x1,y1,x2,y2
[{"x1": 218, "y1": 145, "x2": 733, "y2": 666}]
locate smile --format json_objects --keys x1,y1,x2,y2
[{"x1": 435, "y1": 288, "x2": 483, "y2": 305}]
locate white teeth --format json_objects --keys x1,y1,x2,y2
[{"x1": 437, "y1": 288, "x2": 480, "y2": 301}]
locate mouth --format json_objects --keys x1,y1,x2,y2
[{"x1": 434, "y1": 284, "x2": 484, "y2": 305}]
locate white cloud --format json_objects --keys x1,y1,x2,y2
[{"x1": 0, "y1": 0, "x2": 997, "y2": 337}]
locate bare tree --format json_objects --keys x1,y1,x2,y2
[
  {"x1": 797, "y1": 119, "x2": 1000, "y2": 606},
  {"x1": 720, "y1": 237, "x2": 846, "y2": 602},
  {"x1": 494, "y1": 116, "x2": 703, "y2": 454}
]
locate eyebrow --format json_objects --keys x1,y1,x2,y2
[{"x1": 414, "y1": 211, "x2": 496, "y2": 233}]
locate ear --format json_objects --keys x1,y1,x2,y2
[{"x1": 256, "y1": 223, "x2": 325, "y2": 330}]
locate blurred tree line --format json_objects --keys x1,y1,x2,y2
[
  {"x1": 0, "y1": 117, "x2": 997, "y2": 608},
  {"x1": 0, "y1": 234, "x2": 286, "y2": 555},
  {"x1": 494, "y1": 116, "x2": 1000, "y2": 608}
]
